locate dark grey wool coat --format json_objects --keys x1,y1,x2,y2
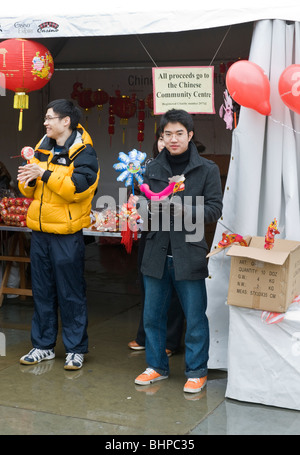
[{"x1": 140, "y1": 141, "x2": 223, "y2": 281}]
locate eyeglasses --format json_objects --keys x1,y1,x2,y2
[
  {"x1": 163, "y1": 131, "x2": 187, "y2": 140},
  {"x1": 44, "y1": 116, "x2": 62, "y2": 122}
]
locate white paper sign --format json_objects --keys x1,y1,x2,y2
[{"x1": 152, "y1": 66, "x2": 215, "y2": 115}]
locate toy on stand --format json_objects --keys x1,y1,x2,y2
[{"x1": 264, "y1": 218, "x2": 280, "y2": 250}]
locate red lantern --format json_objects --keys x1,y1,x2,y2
[
  {"x1": 113, "y1": 94, "x2": 136, "y2": 125},
  {"x1": 77, "y1": 89, "x2": 95, "y2": 111},
  {"x1": 0, "y1": 38, "x2": 54, "y2": 131},
  {"x1": 113, "y1": 93, "x2": 136, "y2": 144},
  {"x1": 92, "y1": 89, "x2": 109, "y2": 109}
]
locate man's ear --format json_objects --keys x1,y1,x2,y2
[
  {"x1": 64, "y1": 116, "x2": 71, "y2": 129},
  {"x1": 188, "y1": 131, "x2": 194, "y2": 142}
]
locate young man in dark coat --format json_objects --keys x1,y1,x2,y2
[{"x1": 135, "y1": 109, "x2": 223, "y2": 393}]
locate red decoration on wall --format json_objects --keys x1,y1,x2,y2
[
  {"x1": 92, "y1": 88, "x2": 109, "y2": 124},
  {"x1": 113, "y1": 92, "x2": 136, "y2": 125},
  {"x1": 113, "y1": 91, "x2": 136, "y2": 143},
  {"x1": 137, "y1": 99, "x2": 145, "y2": 147},
  {"x1": 0, "y1": 38, "x2": 54, "y2": 131},
  {"x1": 92, "y1": 89, "x2": 109, "y2": 109},
  {"x1": 108, "y1": 97, "x2": 115, "y2": 147}
]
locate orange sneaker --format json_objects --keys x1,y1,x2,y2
[
  {"x1": 128, "y1": 340, "x2": 145, "y2": 351},
  {"x1": 183, "y1": 376, "x2": 207, "y2": 393},
  {"x1": 135, "y1": 368, "x2": 168, "y2": 385}
]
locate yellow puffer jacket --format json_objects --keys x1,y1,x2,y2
[{"x1": 19, "y1": 124, "x2": 100, "y2": 234}]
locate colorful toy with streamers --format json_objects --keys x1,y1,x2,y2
[
  {"x1": 264, "y1": 218, "x2": 280, "y2": 250},
  {"x1": 113, "y1": 149, "x2": 147, "y2": 194}
]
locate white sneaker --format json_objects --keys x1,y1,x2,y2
[
  {"x1": 64, "y1": 353, "x2": 84, "y2": 370},
  {"x1": 20, "y1": 348, "x2": 55, "y2": 365}
]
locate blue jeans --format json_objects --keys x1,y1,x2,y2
[{"x1": 143, "y1": 256, "x2": 209, "y2": 378}]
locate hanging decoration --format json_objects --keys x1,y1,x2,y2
[
  {"x1": 91, "y1": 88, "x2": 109, "y2": 123},
  {"x1": 219, "y1": 89, "x2": 234, "y2": 130},
  {"x1": 145, "y1": 92, "x2": 156, "y2": 132},
  {"x1": 77, "y1": 88, "x2": 96, "y2": 128},
  {"x1": 113, "y1": 149, "x2": 147, "y2": 195},
  {"x1": 108, "y1": 96, "x2": 115, "y2": 147},
  {"x1": 0, "y1": 38, "x2": 54, "y2": 131},
  {"x1": 71, "y1": 82, "x2": 83, "y2": 101},
  {"x1": 137, "y1": 99, "x2": 145, "y2": 147},
  {"x1": 113, "y1": 91, "x2": 137, "y2": 143}
]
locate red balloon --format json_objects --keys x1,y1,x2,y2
[
  {"x1": 278, "y1": 64, "x2": 300, "y2": 115},
  {"x1": 226, "y1": 60, "x2": 271, "y2": 116}
]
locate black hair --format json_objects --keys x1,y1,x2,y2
[
  {"x1": 46, "y1": 99, "x2": 82, "y2": 130},
  {"x1": 152, "y1": 127, "x2": 163, "y2": 158},
  {"x1": 160, "y1": 109, "x2": 194, "y2": 133}
]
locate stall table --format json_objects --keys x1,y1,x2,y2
[{"x1": 0, "y1": 225, "x2": 124, "y2": 306}]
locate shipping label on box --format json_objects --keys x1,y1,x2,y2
[{"x1": 226, "y1": 237, "x2": 300, "y2": 313}]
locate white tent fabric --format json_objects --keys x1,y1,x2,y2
[
  {"x1": 207, "y1": 19, "x2": 300, "y2": 369},
  {"x1": 0, "y1": 1, "x2": 300, "y2": 38}
]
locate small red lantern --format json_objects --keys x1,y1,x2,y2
[
  {"x1": 0, "y1": 38, "x2": 54, "y2": 131},
  {"x1": 92, "y1": 89, "x2": 109, "y2": 109},
  {"x1": 113, "y1": 94, "x2": 136, "y2": 125},
  {"x1": 77, "y1": 89, "x2": 95, "y2": 111},
  {"x1": 92, "y1": 88, "x2": 109, "y2": 124},
  {"x1": 113, "y1": 92, "x2": 136, "y2": 144}
]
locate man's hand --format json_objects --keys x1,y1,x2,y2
[{"x1": 17, "y1": 163, "x2": 44, "y2": 188}]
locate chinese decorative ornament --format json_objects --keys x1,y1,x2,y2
[
  {"x1": 0, "y1": 39, "x2": 54, "y2": 131},
  {"x1": 108, "y1": 96, "x2": 115, "y2": 147},
  {"x1": 77, "y1": 88, "x2": 96, "y2": 128},
  {"x1": 113, "y1": 91, "x2": 136, "y2": 143},
  {"x1": 137, "y1": 99, "x2": 145, "y2": 147},
  {"x1": 92, "y1": 88, "x2": 109, "y2": 124}
]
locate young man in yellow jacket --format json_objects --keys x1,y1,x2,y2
[{"x1": 18, "y1": 99, "x2": 99, "y2": 370}]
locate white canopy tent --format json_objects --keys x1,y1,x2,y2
[
  {"x1": 0, "y1": 1, "x2": 299, "y2": 37},
  {"x1": 1, "y1": 2, "x2": 299, "y2": 368}
]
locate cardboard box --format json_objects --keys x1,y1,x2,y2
[{"x1": 226, "y1": 236, "x2": 300, "y2": 313}]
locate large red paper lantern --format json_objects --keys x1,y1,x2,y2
[{"x1": 0, "y1": 38, "x2": 54, "y2": 130}]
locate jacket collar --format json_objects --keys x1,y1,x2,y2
[{"x1": 37, "y1": 124, "x2": 92, "y2": 159}]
